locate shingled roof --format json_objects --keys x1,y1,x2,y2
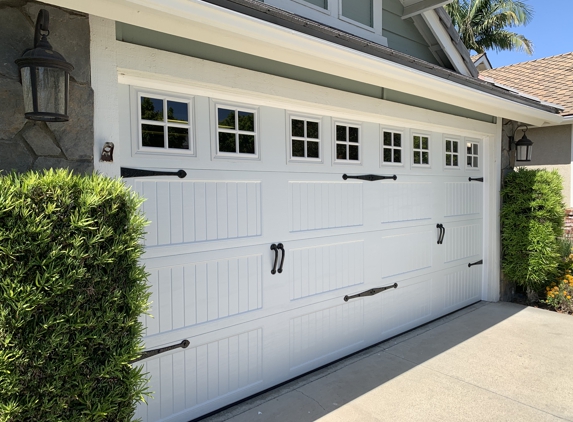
[{"x1": 480, "y1": 52, "x2": 573, "y2": 116}]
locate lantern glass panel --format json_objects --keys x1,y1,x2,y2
[
  {"x1": 36, "y1": 67, "x2": 67, "y2": 115},
  {"x1": 516, "y1": 144, "x2": 532, "y2": 162},
  {"x1": 20, "y1": 67, "x2": 34, "y2": 114}
]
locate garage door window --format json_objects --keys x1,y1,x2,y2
[
  {"x1": 290, "y1": 116, "x2": 321, "y2": 161},
  {"x1": 216, "y1": 105, "x2": 258, "y2": 157},
  {"x1": 139, "y1": 93, "x2": 193, "y2": 153},
  {"x1": 467, "y1": 141, "x2": 479, "y2": 168},
  {"x1": 445, "y1": 139, "x2": 459, "y2": 167},
  {"x1": 335, "y1": 123, "x2": 360, "y2": 163},
  {"x1": 413, "y1": 134, "x2": 430, "y2": 166},
  {"x1": 382, "y1": 130, "x2": 402, "y2": 165}
]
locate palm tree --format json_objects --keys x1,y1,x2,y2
[{"x1": 444, "y1": 0, "x2": 534, "y2": 55}]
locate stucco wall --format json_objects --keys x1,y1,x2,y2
[
  {"x1": 0, "y1": 0, "x2": 93, "y2": 174},
  {"x1": 516, "y1": 124, "x2": 572, "y2": 207}
]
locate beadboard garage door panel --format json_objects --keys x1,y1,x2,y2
[{"x1": 124, "y1": 101, "x2": 484, "y2": 422}]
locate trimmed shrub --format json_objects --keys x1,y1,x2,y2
[
  {"x1": 501, "y1": 168, "x2": 565, "y2": 292},
  {"x1": 0, "y1": 170, "x2": 149, "y2": 421}
]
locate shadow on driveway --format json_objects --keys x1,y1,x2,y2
[{"x1": 200, "y1": 302, "x2": 573, "y2": 422}]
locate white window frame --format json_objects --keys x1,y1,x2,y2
[
  {"x1": 291, "y1": 0, "x2": 331, "y2": 15},
  {"x1": 466, "y1": 139, "x2": 481, "y2": 170},
  {"x1": 338, "y1": 0, "x2": 378, "y2": 32},
  {"x1": 287, "y1": 113, "x2": 323, "y2": 163},
  {"x1": 333, "y1": 120, "x2": 362, "y2": 165},
  {"x1": 443, "y1": 136, "x2": 461, "y2": 170},
  {"x1": 131, "y1": 87, "x2": 195, "y2": 157},
  {"x1": 212, "y1": 101, "x2": 260, "y2": 160},
  {"x1": 412, "y1": 132, "x2": 431, "y2": 167},
  {"x1": 380, "y1": 129, "x2": 405, "y2": 167},
  {"x1": 263, "y1": 0, "x2": 385, "y2": 44}
]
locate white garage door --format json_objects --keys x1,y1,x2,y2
[{"x1": 122, "y1": 86, "x2": 484, "y2": 422}]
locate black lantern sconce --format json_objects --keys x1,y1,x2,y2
[
  {"x1": 15, "y1": 9, "x2": 74, "y2": 122},
  {"x1": 509, "y1": 124, "x2": 533, "y2": 162}
]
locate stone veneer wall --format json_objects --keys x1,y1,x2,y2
[{"x1": 0, "y1": 0, "x2": 93, "y2": 173}]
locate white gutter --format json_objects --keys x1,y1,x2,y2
[{"x1": 45, "y1": 0, "x2": 562, "y2": 126}]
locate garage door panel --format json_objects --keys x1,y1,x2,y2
[
  {"x1": 288, "y1": 181, "x2": 363, "y2": 232},
  {"x1": 376, "y1": 276, "x2": 433, "y2": 338},
  {"x1": 142, "y1": 254, "x2": 263, "y2": 338},
  {"x1": 379, "y1": 181, "x2": 434, "y2": 224},
  {"x1": 289, "y1": 240, "x2": 364, "y2": 300},
  {"x1": 436, "y1": 265, "x2": 482, "y2": 315},
  {"x1": 442, "y1": 219, "x2": 483, "y2": 265},
  {"x1": 128, "y1": 178, "x2": 262, "y2": 247},
  {"x1": 380, "y1": 228, "x2": 434, "y2": 279},
  {"x1": 136, "y1": 327, "x2": 264, "y2": 422},
  {"x1": 444, "y1": 181, "x2": 483, "y2": 218},
  {"x1": 288, "y1": 299, "x2": 365, "y2": 374}
]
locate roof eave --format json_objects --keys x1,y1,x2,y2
[{"x1": 40, "y1": 0, "x2": 563, "y2": 125}]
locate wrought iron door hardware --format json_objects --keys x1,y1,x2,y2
[
  {"x1": 468, "y1": 259, "x2": 483, "y2": 268},
  {"x1": 436, "y1": 224, "x2": 445, "y2": 244},
  {"x1": 120, "y1": 167, "x2": 187, "y2": 179},
  {"x1": 270, "y1": 244, "x2": 279, "y2": 275},
  {"x1": 277, "y1": 243, "x2": 285, "y2": 274},
  {"x1": 468, "y1": 177, "x2": 484, "y2": 182},
  {"x1": 130, "y1": 339, "x2": 190, "y2": 364},
  {"x1": 344, "y1": 283, "x2": 398, "y2": 302},
  {"x1": 342, "y1": 174, "x2": 397, "y2": 182},
  {"x1": 270, "y1": 243, "x2": 286, "y2": 274}
]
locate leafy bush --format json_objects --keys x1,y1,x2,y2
[
  {"x1": 0, "y1": 170, "x2": 150, "y2": 421},
  {"x1": 501, "y1": 168, "x2": 565, "y2": 292}
]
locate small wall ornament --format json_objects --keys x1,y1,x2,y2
[{"x1": 100, "y1": 142, "x2": 114, "y2": 162}]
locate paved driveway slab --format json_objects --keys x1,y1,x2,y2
[{"x1": 201, "y1": 302, "x2": 573, "y2": 422}]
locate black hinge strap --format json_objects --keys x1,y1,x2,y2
[
  {"x1": 130, "y1": 340, "x2": 190, "y2": 364},
  {"x1": 344, "y1": 283, "x2": 398, "y2": 302},
  {"x1": 343, "y1": 174, "x2": 397, "y2": 182},
  {"x1": 121, "y1": 167, "x2": 187, "y2": 179},
  {"x1": 468, "y1": 259, "x2": 483, "y2": 268},
  {"x1": 468, "y1": 177, "x2": 484, "y2": 182}
]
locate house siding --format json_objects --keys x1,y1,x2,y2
[{"x1": 382, "y1": 0, "x2": 438, "y2": 64}]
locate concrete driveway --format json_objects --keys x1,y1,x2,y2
[{"x1": 200, "y1": 302, "x2": 573, "y2": 422}]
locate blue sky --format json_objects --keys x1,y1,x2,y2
[{"x1": 485, "y1": 0, "x2": 573, "y2": 68}]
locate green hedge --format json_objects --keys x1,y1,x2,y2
[
  {"x1": 501, "y1": 168, "x2": 565, "y2": 290},
  {"x1": 0, "y1": 170, "x2": 150, "y2": 421}
]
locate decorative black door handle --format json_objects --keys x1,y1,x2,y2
[
  {"x1": 436, "y1": 224, "x2": 444, "y2": 244},
  {"x1": 342, "y1": 174, "x2": 397, "y2": 181},
  {"x1": 440, "y1": 224, "x2": 446, "y2": 244},
  {"x1": 270, "y1": 244, "x2": 279, "y2": 275},
  {"x1": 277, "y1": 243, "x2": 285, "y2": 274},
  {"x1": 468, "y1": 259, "x2": 483, "y2": 268},
  {"x1": 121, "y1": 167, "x2": 187, "y2": 178},
  {"x1": 130, "y1": 339, "x2": 190, "y2": 363},
  {"x1": 344, "y1": 283, "x2": 398, "y2": 301},
  {"x1": 468, "y1": 177, "x2": 484, "y2": 182}
]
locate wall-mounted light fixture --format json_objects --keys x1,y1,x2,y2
[
  {"x1": 509, "y1": 124, "x2": 533, "y2": 162},
  {"x1": 15, "y1": 9, "x2": 74, "y2": 122}
]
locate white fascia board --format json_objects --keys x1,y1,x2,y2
[
  {"x1": 419, "y1": 9, "x2": 471, "y2": 77},
  {"x1": 43, "y1": 0, "x2": 561, "y2": 126},
  {"x1": 402, "y1": 0, "x2": 453, "y2": 20}
]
